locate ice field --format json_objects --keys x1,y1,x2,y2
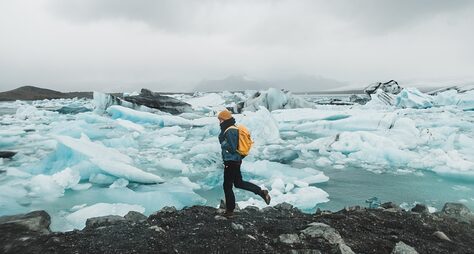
[{"x1": 1, "y1": 88, "x2": 474, "y2": 231}]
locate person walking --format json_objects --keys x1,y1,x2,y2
[{"x1": 217, "y1": 109, "x2": 271, "y2": 218}]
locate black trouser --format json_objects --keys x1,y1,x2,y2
[{"x1": 223, "y1": 160, "x2": 262, "y2": 211}]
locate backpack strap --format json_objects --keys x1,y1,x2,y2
[{"x1": 224, "y1": 125, "x2": 238, "y2": 134}]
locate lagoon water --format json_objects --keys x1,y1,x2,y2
[{"x1": 1, "y1": 90, "x2": 473, "y2": 231}]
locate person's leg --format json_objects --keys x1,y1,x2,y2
[
  {"x1": 233, "y1": 161, "x2": 262, "y2": 195},
  {"x1": 223, "y1": 162, "x2": 236, "y2": 211}
]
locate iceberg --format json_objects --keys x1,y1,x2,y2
[
  {"x1": 243, "y1": 88, "x2": 313, "y2": 112},
  {"x1": 395, "y1": 88, "x2": 433, "y2": 109},
  {"x1": 90, "y1": 158, "x2": 164, "y2": 184},
  {"x1": 238, "y1": 107, "x2": 281, "y2": 145},
  {"x1": 115, "y1": 119, "x2": 144, "y2": 133},
  {"x1": 52, "y1": 134, "x2": 163, "y2": 184},
  {"x1": 185, "y1": 93, "x2": 225, "y2": 108},
  {"x1": 93, "y1": 89, "x2": 192, "y2": 115},
  {"x1": 15, "y1": 105, "x2": 56, "y2": 120},
  {"x1": 433, "y1": 90, "x2": 474, "y2": 110},
  {"x1": 106, "y1": 105, "x2": 193, "y2": 127},
  {"x1": 26, "y1": 168, "x2": 81, "y2": 200},
  {"x1": 364, "y1": 80, "x2": 402, "y2": 95}
]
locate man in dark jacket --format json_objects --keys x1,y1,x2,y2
[{"x1": 218, "y1": 109, "x2": 271, "y2": 218}]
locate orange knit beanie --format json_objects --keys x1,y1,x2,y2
[{"x1": 217, "y1": 109, "x2": 232, "y2": 121}]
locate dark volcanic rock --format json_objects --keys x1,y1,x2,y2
[
  {"x1": 441, "y1": 203, "x2": 471, "y2": 217},
  {"x1": 123, "y1": 89, "x2": 192, "y2": 114},
  {"x1": 85, "y1": 215, "x2": 126, "y2": 229},
  {"x1": 124, "y1": 211, "x2": 147, "y2": 222},
  {"x1": 0, "y1": 151, "x2": 17, "y2": 158},
  {"x1": 1, "y1": 203, "x2": 474, "y2": 254},
  {"x1": 411, "y1": 204, "x2": 429, "y2": 214},
  {"x1": 381, "y1": 202, "x2": 399, "y2": 210},
  {"x1": 440, "y1": 203, "x2": 473, "y2": 223},
  {"x1": 0, "y1": 210, "x2": 51, "y2": 234}
]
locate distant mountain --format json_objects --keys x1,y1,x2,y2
[
  {"x1": 193, "y1": 75, "x2": 348, "y2": 92},
  {"x1": 194, "y1": 75, "x2": 268, "y2": 92},
  {"x1": 0, "y1": 86, "x2": 93, "y2": 101}
]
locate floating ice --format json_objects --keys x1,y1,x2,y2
[
  {"x1": 238, "y1": 107, "x2": 281, "y2": 145},
  {"x1": 395, "y1": 88, "x2": 433, "y2": 109},
  {"x1": 15, "y1": 105, "x2": 56, "y2": 120},
  {"x1": 106, "y1": 105, "x2": 193, "y2": 126},
  {"x1": 91, "y1": 158, "x2": 164, "y2": 184},
  {"x1": 434, "y1": 90, "x2": 474, "y2": 110},
  {"x1": 153, "y1": 135, "x2": 186, "y2": 148},
  {"x1": 238, "y1": 184, "x2": 329, "y2": 211},
  {"x1": 27, "y1": 167, "x2": 80, "y2": 200},
  {"x1": 243, "y1": 88, "x2": 313, "y2": 112},
  {"x1": 155, "y1": 158, "x2": 190, "y2": 174},
  {"x1": 55, "y1": 134, "x2": 163, "y2": 183},
  {"x1": 237, "y1": 161, "x2": 330, "y2": 210},
  {"x1": 2, "y1": 90, "x2": 474, "y2": 231},
  {"x1": 109, "y1": 178, "x2": 129, "y2": 189},
  {"x1": 89, "y1": 173, "x2": 117, "y2": 185},
  {"x1": 115, "y1": 118, "x2": 144, "y2": 133},
  {"x1": 185, "y1": 93, "x2": 225, "y2": 108}
]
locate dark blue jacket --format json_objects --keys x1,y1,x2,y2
[{"x1": 219, "y1": 127, "x2": 242, "y2": 162}]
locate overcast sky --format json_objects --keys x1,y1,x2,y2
[{"x1": 1, "y1": 0, "x2": 473, "y2": 92}]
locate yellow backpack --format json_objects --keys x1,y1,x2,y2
[{"x1": 225, "y1": 124, "x2": 254, "y2": 156}]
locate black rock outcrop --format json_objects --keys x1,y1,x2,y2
[
  {"x1": 0, "y1": 151, "x2": 17, "y2": 159},
  {"x1": 123, "y1": 89, "x2": 192, "y2": 114},
  {"x1": 1, "y1": 203, "x2": 473, "y2": 254}
]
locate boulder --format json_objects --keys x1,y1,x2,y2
[
  {"x1": 411, "y1": 204, "x2": 429, "y2": 214},
  {"x1": 432, "y1": 231, "x2": 452, "y2": 242},
  {"x1": 381, "y1": 202, "x2": 399, "y2": 210},
  {"x1": 275, "y1": 202, "x2": 294, "y2": 211},
  {"x1": 279, "y1": 233, "x2": 301, "y2": 244},
  {"x1": 160, "y1": 206, "x2": 178, "y2": 214},
  {"x1": 441, "y1": 203, "x2": 471, "y2": 217},
  {"x1": 124, "y1": 211, "x2": 147, "y2": 222},
  {"x1": 231, "y1": 223, "x2": 244, "y2": 231},
  {"x1": 301, "y1": 223, "x2": 343, "y2": 245},
  {"x1": 0, "y1": 210, "x2": 51, "y2": 234},
  {"x1": 439, "y1": 203, "x2": 473, "y2": 224},
  {"x1": 85, "y1": 215, "x2": 125, "y2": 229},
  {"x1": 391, "y1": 241, "x2": 418, "y2": 254}
]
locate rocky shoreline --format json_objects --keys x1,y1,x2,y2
[{"x1": 1, "y1": 202, "x2": 473, "y2": 254}]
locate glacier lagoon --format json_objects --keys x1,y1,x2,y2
[{"x1": 1, "y1": 89, "x2": 473, "y2": 231}]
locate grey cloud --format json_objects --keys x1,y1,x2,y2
[
  {"x1": 49, "y1": 0, "x2": 221, "y2": 33},
  {"x1": 325, "y1": 0, "x2": 474, "y2": 35},
  {"x1": 50, "y1": 0, "x2": 474, "y2": 36}
]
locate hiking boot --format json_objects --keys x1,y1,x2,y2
[
  {"x1": 222, "y1": 210, "x2": 234, "y2": 218},
  {"x1": 261, "y1": 190, "x2": 271, "y2": 205}
]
